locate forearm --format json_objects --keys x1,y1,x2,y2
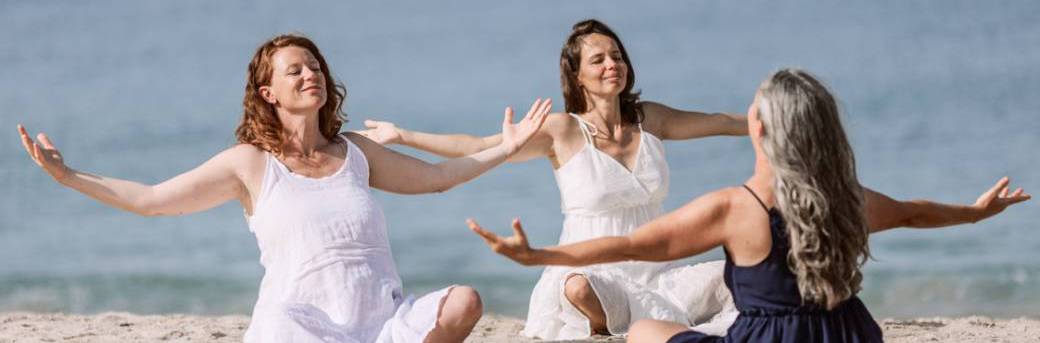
[
  {"x1": 717, "y1": 113, "x2": 748, "y2": 136},
  {"x1": 899, "y1": 200, "x2": 981, "y2": 228},
  {"x1": 58, "y1": 168, "x2": 157, "y2": 216},
  {"x1": 525, "y1": 236, "x2": 643, "y2": 266},
  {"x1": 400, "y1": 129, "x2": 501, "y2": 158}
]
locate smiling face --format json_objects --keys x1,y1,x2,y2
[
  {"x1": 259, "y1": 46, "x2": 327, "y2": 114},
  {"x1": 576, "y1": 33, "x2": 628, "y2": 98}
]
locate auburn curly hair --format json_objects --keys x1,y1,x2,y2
[{"x1": 235, "y1": 34, "x2": 346, "y2": 155}]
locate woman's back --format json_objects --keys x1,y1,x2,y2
[{"x1": 669, "y1": 185, "x2": 883, "y2": 343}]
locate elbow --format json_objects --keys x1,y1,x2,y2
[{"x1": 131, "y1": 203, "x2": 163, "y2": 217}]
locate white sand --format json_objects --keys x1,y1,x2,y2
[{"x1": 1, "y1": 312, "x2": 1037, "y2": 342}]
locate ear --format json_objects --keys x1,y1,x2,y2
[{"x1": 259, "y1": 86, "x2": 277, "y2": 105}]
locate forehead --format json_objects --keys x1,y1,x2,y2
[
  {"x1": 578, "y1": 33, "x2": 620, "y2": 57},
  {"x1": 270, "y1": 46, "x2": 318, "y2": 68}
]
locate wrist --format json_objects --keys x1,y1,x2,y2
[
  {"x1": 396, "y1": 128, "x2": 411, "y2": 146},
  {"x1": 56, "y1": 165, "x2": 75, "y2": 185},
  {"x1": 966, "y1": 205, "x2": 986, "y2": 223},
  {"x1": 519, "y1": 248, "x2": 540, "y2": 266}
]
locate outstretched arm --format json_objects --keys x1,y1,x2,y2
[
  {"x1": 358, "y1": 113, "x2": 553, "y2": 163},
  {"x1": 18, "y1": 125, "x2": 248, "y2": 216},
  {"x1": 360, "y1": 120, "x2": 501, "y2": 158},
  {"x1": 468, "y1": 190, "x2": 731, "y2": 266},
  {"x1": 865, "y1": 177, "x2": 1030, "y2": 233},
  {"x1": 640, "y1": 101, "x2": 747, "y2": 140},
  {"x1": 357, "y1": 98, "x2": 551, "y2": 194}
]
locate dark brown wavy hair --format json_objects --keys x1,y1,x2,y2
[
  {"x1": 560, "y1": 19, "x2": 642, "y2": 124},
  {"x1": 235, "y1": 34, "x2": 346, "y2": 155}
]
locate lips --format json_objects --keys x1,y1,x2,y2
[{"x1": 301, "y1": 85, "x2": 323, "y2": 92}]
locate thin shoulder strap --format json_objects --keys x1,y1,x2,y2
[
  {"x1": 567, "y1": 113, "x2": 596, "y2": 145},
  {"x1": 742, "y1": 184, "x2": 771, "y2": 213}
]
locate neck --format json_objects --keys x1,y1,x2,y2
[
  {"x1": 277, "y1": 110, "x2": 327, "y2": 157},
  {"x1": 745, "y1": 145, "x2": 775, "y2": 201},
  {"x1": 583, "y1": 93, "x2": 623, "y2": 130}
]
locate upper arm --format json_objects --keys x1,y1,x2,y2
[
  {"x1": 347, "y1": 132, "x2": 448, "y2": 194},
  {"x1": 144, "y1": 145, "x2": 254, "y2": 216},
  {"x1": 640, "y1": 101, "x2": 748, "y2": 140},
  {"x1": 625, "y1": 190, "x2": 732, "y2": 261},
  {"x1": 863, "y1": 187, "x2": 913, "y2": 233}
]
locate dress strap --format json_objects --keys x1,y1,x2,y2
[
  {"x1": 567, "y1": 113, "x2": 596, "y2": 145},
  {"x1": 742, "y1": 184, "x2": 771, "y2": 214}
]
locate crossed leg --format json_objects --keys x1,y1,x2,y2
[
  {"x1": 424, "y1": 286, "x2": 483, "y2": 343},
  {"x1": 564, "y1": 274, "x2": 610, "y2": 335}
]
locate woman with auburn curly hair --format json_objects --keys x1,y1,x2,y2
[
  {"x1": 468, "y1": 69, "x2": 1030, "y2": 343},
  {"x1": 18, "y1": 34, "x2": 551, "y2": 343},
  {"x1": 362, "y1": 19, "x2": 745, "y2": 339}
]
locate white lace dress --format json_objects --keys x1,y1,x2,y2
[
  {"x1": 522, "y1": 114, "x2": 737, "y2": 340},
  {"x1": 244, "y1": 135, "x2": 451, "y2": 343}
]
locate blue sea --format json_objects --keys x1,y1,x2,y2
[{"x1": 1, "y1": 1, "x2": 1037, "y2": 319}]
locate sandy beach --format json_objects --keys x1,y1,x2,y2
[{"x1": 1, "y1": 312, "x2": 1037, "y2": 342}]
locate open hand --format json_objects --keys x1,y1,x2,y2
[
  {"x1": 18, "y1": 124, "x2": 70, "y2": 182},
  {"x1": 467, "y1": 218, "x2": 536, "y2": 265},
  {"x1": 972, "y1": 177, "x2": 1030, "y2": 221},
  {"x1": 500, "y1": 98, "x2": 551, "y2": 156},
  {"x1": 359, "y1": 119, "x2": 403, "y2": 145}
]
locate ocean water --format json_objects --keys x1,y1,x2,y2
[{"x1": 1, "y1": 1, "x2": 1038, "y2": 319}]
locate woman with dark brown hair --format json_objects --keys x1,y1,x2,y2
[
  {"x1": 361, "y1": 19, "x2": 745, "y2": 339},
  {"x1": 17, "y1": 34, "x2": 552, "y2": 343},
  {"x1": 467, "y1": 68, "x2": 1030, "y2": 343}
]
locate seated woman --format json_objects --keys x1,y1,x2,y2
[
  {"x1": 17, "y1": 34, "x2": 551, "y2": 343},
  {"x1": 467, "y1": 68, "x2": 1029, "y2": 342},
  {"x1": 363, "y1": 19, "x2": 744, "y2": 339}
]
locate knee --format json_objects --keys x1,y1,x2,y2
[
  {"x1": 446, "y1": 286, "x2": 483, "y2": 324},
  {"x1": 564, "y1": 275, "x2": 595, "y2": 305}
]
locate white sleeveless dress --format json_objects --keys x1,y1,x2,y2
[
  {"x1": 522, "y1": 114, "x2": 738, "y2": 340},
  {"x1": 244, "y1": 134, "x2": 452, "y2": 343}
]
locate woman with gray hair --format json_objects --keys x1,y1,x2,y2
[{"x1": 468, "y1": 69, "x2": 1030, "y2": 342}]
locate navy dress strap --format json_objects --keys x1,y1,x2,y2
[{"x1": 742, "y1": 185, "x2": 770, "y2": 213}]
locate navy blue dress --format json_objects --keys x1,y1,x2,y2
[{"x1": 668, "y1": 186, "x2": 883, "y2": 343}]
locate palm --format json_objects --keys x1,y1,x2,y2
[
  {"x1": 500, "y1": 98, "x2": 552, "y2": 154},
  {"x1": 18, "y1": 125, "x2": 69, "y2": 181},
  {"x1": 973, "y1": 177, "x2": 1030, "y2": 220},
  {"x1": 360, "y1": 120, "x2": 402, "y2": 145},
  {"x1": 468, "y1": 218, "x2": 534, "y2": 265}
]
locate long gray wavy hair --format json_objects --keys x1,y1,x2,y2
[{"x1": 757, "y1": 69, "x2": 871, "y2": 309}]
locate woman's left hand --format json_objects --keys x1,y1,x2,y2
[
  {"x1": 971, "y1": 176, "x2": 1030, "y2": 221},
  {"x1": 499, "y1": 98, "x2": 551, "y2": 155},
  {"x1": 467, "y1": 218, "x2": 536, "y2": 265}
]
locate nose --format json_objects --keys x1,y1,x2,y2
[
  {"x1": 604, "y1": 57, "x2": 619, "y2": 70},
  {"x1": 302, "y1": 67, "x2": 319, "y2": 81}
]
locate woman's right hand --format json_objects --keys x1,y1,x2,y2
[
  {"x1": 468, "y1": 218, "x2": 536, "y2": 265},
  {"x1": 360, "y1": 119, "x2": 404, "y2": 145},
  {"x1": 18, "y1": 124, "x2": 70, "y2": 182}
]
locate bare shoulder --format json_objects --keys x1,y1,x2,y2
[
  {"x1": 343, "y1": 131, "x2": 379, "y2": 153},
  {"x1": 222, "y1": 143, "x2": 266, "y2": 162},
  {"x1": 219, "y1": 143, "x2": 267, "y2": 176},
  {"x1": 541, "y1": 112, "x2": 576, "y2": 136},
  {"x1": 638, "y1": 100, "x2": 671, "y2": 115},
  {"x1": 637, "y1": 101, "x2": 671, "y2": 134}
]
